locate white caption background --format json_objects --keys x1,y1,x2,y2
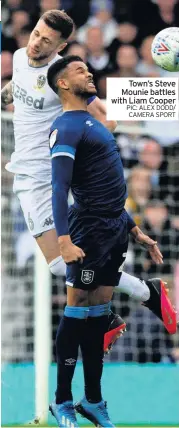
[{"x1": 106, "y1": 78, "x2": 179, "y2": 121}]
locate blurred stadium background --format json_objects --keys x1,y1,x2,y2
[{"x1": 1, "y1": 0, "x2": 179, "y2": 426}]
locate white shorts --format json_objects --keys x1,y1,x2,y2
[{"x1": 13, "y1": 174, "x2": 55, "y2": 237}]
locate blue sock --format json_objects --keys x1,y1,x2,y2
[
  {"x1": 64, "y1": 305, "x2": 89, "y2": 319},
  {"x1": 88, "y1": 302, "x2": 111, "y2": 317},
  {"x1": 80, "y1": 303, "x2": 111, "y2": 403},
  {"x1": 56, "y1": 305, "x2": 89, "y2": 404}
]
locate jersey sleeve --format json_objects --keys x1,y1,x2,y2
[
  {"x1": 50, "y1": 123, "x2": 82, "y2": 161},
  {"x1": 50, "y1": 119, "x2": 83, "y2": 237},
  {"x1": 87, "y1": 95, "x2": 97, "y2": 105},
  {"x1": 52, "y1": 156, "x2": 74, "y2": 237},
  {"x1": 12, "y1": 49, "x2": 20, "y2": 69},
  {"x1": 126, "y1": 211, "x2": 136, "y2": 231},
  {"x1": 13, "y1": 48, "x2": 25, "y2": 64}
]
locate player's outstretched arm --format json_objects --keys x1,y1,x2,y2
[
  {"x1": 87, "y1": 96, "x2": 117, "y2": 132},
  {"x1": 1, "y1": 81, "x2": 13, "y2": 107},
  {"x1": 130, "y1": 225, "x2": 163, "y2": 265}
]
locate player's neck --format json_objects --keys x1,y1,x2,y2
[
  {"x1": 28, "y1": 52, "x2": 56, "y2": 68},
  {"x1": 62, "y1": 96, "x2": 87, "y2": 112}
]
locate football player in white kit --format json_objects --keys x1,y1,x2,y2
[
  {"x1": 3, "y1": 9, "x2": 118, "y2": 267},
  {"x1": 2, "y1": 9, "x2": 177, "y2": 356}
]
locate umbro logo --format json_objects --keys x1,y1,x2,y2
[
  {"x1": 65, "y1": 358, "x2": 76, "y2": 366},
  {"x1": 86, "y1": 120, "x2": 93, "y2": 127}
]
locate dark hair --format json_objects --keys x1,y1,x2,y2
[
  {"x1": 41, "y1": 9, "x2": 74, "y2": 40},
  {"x1": 47, "y1": 55, "x2": 83, "y2": 94}
]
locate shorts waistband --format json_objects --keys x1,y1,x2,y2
[{"x1": 73, "y1": 202, "x2": 124, "y2": 218}]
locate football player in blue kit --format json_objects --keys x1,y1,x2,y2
[{"x1": 47, "y1": 56, "x2": 177, "y2": 427}]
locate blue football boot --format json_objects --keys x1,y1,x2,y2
[
  {"x1": 74, "y1": 396, "x2": 115, "y2": 427},
  {"x1": 49, "y1": 400, "x2": 79, "y2": 427}
]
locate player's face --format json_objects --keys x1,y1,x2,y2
[
  {"x1": 26, "y1": 19, "x2": 66, "y2": 62},
  {"x1": 65, "y1": 61, "x2": 97, "y2": 97}
]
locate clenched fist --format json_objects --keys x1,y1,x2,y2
[{"x1": 58, "y1": 235, "x2": 86, "y2": 264}]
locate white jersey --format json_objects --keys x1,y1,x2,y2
[{"x1": 6, "y1": 48, "x2": 63, "y2": 179}]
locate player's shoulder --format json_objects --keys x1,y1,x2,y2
[
  {"x1": 52, "y1": 111, "x2": 88, "y2": 132},
  {"x1": 50, "y1": 113, "x2": 64, "y2": 131},
  {"x1": 13, "y1": 47, "x2": 26, "y2": 60},
  {"x1": 50, "y1": 111, "x2": 88, "y2": 149},
  {"x1": 49, "y1": 115, "x2": 68, "y2": 150},
  {"x1": 49, "y1": 53, "x2": 63, "y2": 67}
]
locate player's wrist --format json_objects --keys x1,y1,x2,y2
[
  {"x1": 58, "y1": 235, "x2": 72, "y2": 249},
  {"x1": 130, "y1": 225, "x2": 140, "y2": 238}
]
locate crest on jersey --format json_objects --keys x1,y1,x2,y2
[
  {"x1": 50, "y1": 129, "x2": 58, "y2": 148},
  {"x1": 81, "y1": 270, "x2": 94, "y2": 284},
  {"x1": 28, "y1": 212, "x2": 34, "y2": 231},
  {"x1": 37, "y1": 74, "x2": 46, "y2": 88}
]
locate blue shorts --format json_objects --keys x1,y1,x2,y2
[{"x1": 66, "y1": 207, "x2": 129, "y2": 290}]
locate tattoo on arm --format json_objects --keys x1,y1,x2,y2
[{"x1": 1, "y1": 81, "x2": 13, "y2": 106}]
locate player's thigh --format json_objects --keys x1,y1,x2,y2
[
  {"x1": 66, "y1": 285, "x2": 88, "y2": 307},
  {"x1": 88, "y1": 285, "x2": 114, "y2": 306},
  {"x1": 36, "y1": 228, "x2": 61, "y2": 264},
  {"x1": 13, "y1": 175, "x2": 60, "y2": 263},
  {"x1": 88, "y1": 238, "x2": 129, "y2": 298},
  {"x1": 13, "y1": 174, "x2": 54, "y2": 238},
  {"x1": 110, "y1": 238, "x2": 129, "y2": 278}
]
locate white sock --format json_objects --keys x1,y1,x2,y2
[{"x1": 115, "y1": 272, "x2": 150, "y2": 302}]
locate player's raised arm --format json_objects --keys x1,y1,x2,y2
[
  {"x1": 1, "y1": 81, "x2": 13, "y2": 107},
  {"x1": 87, "y1": 95, "x2": 117, "y2": 133}
]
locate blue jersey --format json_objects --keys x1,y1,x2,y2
[{"x1": 50, "y1": 110, "x2": 127, "y2": 236}]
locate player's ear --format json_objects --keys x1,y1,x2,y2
[
  {"x1": 57, "y1": 78, "x2": 69, "y2": 91},
  {"x1": 57, "y1": 42, "x2": 67, "y2": 53}
]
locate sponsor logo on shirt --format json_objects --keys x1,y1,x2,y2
[{"x1": 12, "y1": 81, "x2": 45, "y2": 110}]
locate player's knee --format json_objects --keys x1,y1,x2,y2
[
  {"x1": 48, "y1": 256, "x2": 66, "y2": 277},
  {"x1": 133, "y1": 280, "x2": 150, "y2": 302},
  {"x1": 117, "y1": 272, "x2": 150, "y2": 302}
]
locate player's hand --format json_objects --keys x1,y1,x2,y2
[
  {"x1": 58, "y1": 235, "x2": 86, "y2": 264},
  {"x1": 130, "y1": 226, "x2": 163, "y2": 265}
]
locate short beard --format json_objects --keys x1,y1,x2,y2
[
  {"x1": 26, "y1": 47, "x2": 49, "y2": 62},
  {"x1": 73, "y1": 85, "x2": 97, "y2": 99}
]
